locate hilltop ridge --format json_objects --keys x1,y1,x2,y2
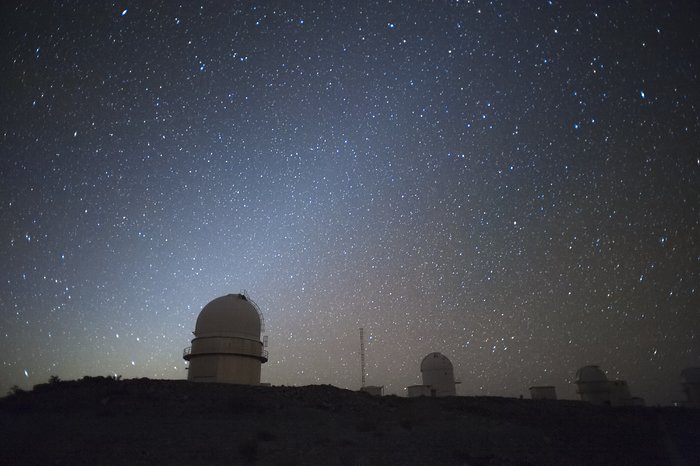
[{"x1": 1, "y1": 377, "x2": 699, "y2": 465}]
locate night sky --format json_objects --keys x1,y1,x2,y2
[{"x1": 1, "y1": 1, "x2": 698, "y2": 405}]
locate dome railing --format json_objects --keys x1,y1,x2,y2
[
  {"x1": 183, "y1": 345, "x2": 268, "y2": 361},
  {"x1": 242, "y1": 290, "x2": 265, "y2": 333}
]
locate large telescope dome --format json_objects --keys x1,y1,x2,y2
[
  {"x1": 194, "y1": 293, "x2": 262, "y2": 339},
  {"x1": 184, "y1": 293, "x2": 267, "y2": 385},
  {"x1": 420, "y1": 352, "x2": 457, "y2": 397},
  {"x1": 421, "y1": 352, "x2": 454, "y2": 373},
  {"x1": 575, "y1": 365, "x2": 608, "y2": 383}
]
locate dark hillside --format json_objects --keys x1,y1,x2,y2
[{"x1": 1, "y1": 378, "x2": 698, "y2": 465}]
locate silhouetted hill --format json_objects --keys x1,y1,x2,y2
[{"x1": 1, "y1": 377, "x2": 699, "y2": 465}]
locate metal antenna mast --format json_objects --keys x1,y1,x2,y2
[{"x1": 359, "y1": 327, "x2": 366, "y2": 388}]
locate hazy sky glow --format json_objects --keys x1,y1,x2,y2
[{"x1": 1, "y1": 1, "x2": 698, "y2": 404}]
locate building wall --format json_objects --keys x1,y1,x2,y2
[
  {"x1": 683, "y1": 383, "x2": 700, "y2": 408},
  {"x1": 187, "y1": 356, "x2": 218, "y2": 382},
  {"x1": 191, "y1": 336, "x2": 264, "y2": 359},
  {"x1": 407, "y1": 385, "x2": 431, "y2": 397},
  {"x1": 422, "y1": 368, "x2": 456, "y2": 396},
  {"x1": 217, "y1": 355, "x2": 262, "y2": 384},
  {"x1": 577, "y1": 380, "x2": 635, "y2": 406},
  {"x1": 361, "y1": 386, "x2": 384, "y2": 396},
  {"x1": 530, "y1": 386, "x2": 557, "y2": 400},
  {"x1": 188, "y1": 353, "x2": 262, "y2": 384},
  {"x1": 577, "y1": 381, "x2": 612, "y2": 405},
  {"x1": 187, "y1": 336, "x2": 263, "y2": 384},
  {"x1": 609, "y1": 381, "x2": 632, "y2": 407}
]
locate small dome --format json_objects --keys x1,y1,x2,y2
[
  {"x1": 681, "y1": 367, "x2": 700, "y2": 384},
  {"x1": 194, "y1": 294, "x2": 261, "y2": 340},
  {"x1": 421, "y1": 352, "x2": 454, "y2": 372},
  {"x1": 575, "y1": 365, "x2": 608, "y2": 383}
]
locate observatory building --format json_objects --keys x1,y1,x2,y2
[
  {"x1": 575, "y1": 365, "x2": 611, "y2": 405},
  {"x1": 575, "y1": 365, "x2": 639, "y2": 406},
  {"x1": 407, "y1": 352, "x2": 457, "y2": 397},
  {"x1": 529, "y1": 386, "x2": 557, "y2": 400},
  {"x1": 681, "y1": 367, "x2": 700, "y2": 408},
  {"x1": 360, "y1": 386, "x2": 384, "y2": 396},
  {"x1": 183, "y1": 293, "x2": 268, "y2": 385}
]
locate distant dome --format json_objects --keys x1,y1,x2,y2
[
  {"x1": 681, "y1": 367, "x2": 700, "y2": 384},
  {"x1": 418, "y1": 352, "x2": 456, "y2": 397},
  {"x1": 194, "y1": 294, "x2": 261, "y2": 340},
  {"x1": 575, "y1": 365, "x2": 608, "y2": 383},
  {"x1": 421, "y1": 352, "x2": 454, "y2": 372}
]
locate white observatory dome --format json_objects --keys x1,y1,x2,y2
[
  {"x1": 184, "y1": 293, "x2": 267, "y2": 385},
  {"x1": 575, "y1": 365, "x2": 611, "y2": 405},
  {"x1": 575, "y1": 365, "x2": 608, "y2": 383},
  {"x1": 420, "y1": 352, "x2": 456, "y2": 397},
  {"x1": 421, "y1": 352, "x2": 454, "y2": 373},
  {"x1": 194, "y1": 293, "x2": 262, "y2": 339}
]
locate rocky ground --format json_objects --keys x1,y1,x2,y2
[{"x1": 1, "y1": 377, "x2": 699, "y2": 465}]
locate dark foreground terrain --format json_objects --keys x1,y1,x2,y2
[{"x1": 1, "y1": 378, "x2": 699, "y2": 465}]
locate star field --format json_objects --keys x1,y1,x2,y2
[{"x1": 1, "y1": 1, "x2": 698, "y2": 404}]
